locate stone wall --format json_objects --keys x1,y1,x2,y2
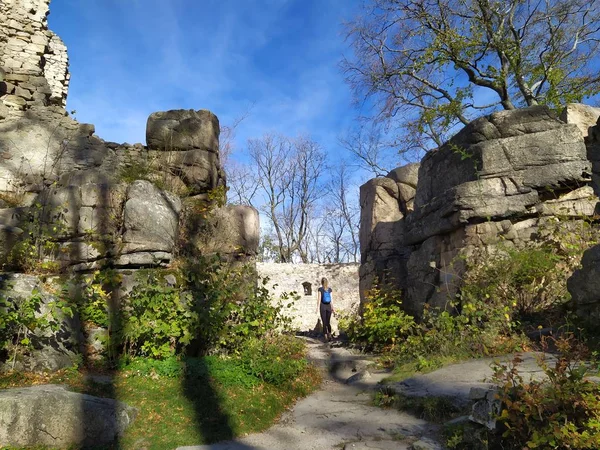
[
  {"x1": 0, "y1": 0, "x2": 260, "y2": 371},
  {"x1": 257, "y1": 262, "x2": 360, "y2": 332},
  {"x1": 0, "y1": 0, "x2": 69, "y2": 111},
  {"x1": 361, "y1": 104, "x2": 600, "y2": 317}
]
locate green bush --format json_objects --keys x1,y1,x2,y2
[
  {"x1": 460, "y1": 245, "x2": 566, "y2": 323},
  {"x1": 491, "y1": 335, "x2": 600, "y2": 450},
  {"x1": 3, "y1": 203, "x2": 67, "y2": 274},
  {"x1": 120, "y1": 271, "x2": 198, "y2": 359},
  {"x1": 71, "y1": 270, "x2": 122, "y2": 329},
  {"x1": 340, "y1": 283, "x2": 415, "y2": 351},
  {"x1": 112, "y1": 257, "x2": 295, "y2": 360},
  {"x1": 186, "y1": 256, "x2": 294, "y2": 355},
  {"x1": 0, "y1": 285, "x2": 73, "y2": 367}
]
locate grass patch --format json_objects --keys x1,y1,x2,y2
[{"x1": 0, "y1": 351, "x2": 321, "y2": 449}]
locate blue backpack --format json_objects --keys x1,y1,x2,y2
[{"x1": 321, "y1": 288, "x2": 332, "y2": 304}]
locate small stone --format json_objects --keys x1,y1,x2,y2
[
  {"x1": 164, "y1": 274, "x2": 177, "y2": 286},
  {"x1": 2, "y1": 95, "x2": 26, "y2": 109},
  {"x1": 14, "y1": 86, "x2": 32, "y2": 100},
  {"x1": 346, "y1": 370, "x2": 372, "y2": 385}
]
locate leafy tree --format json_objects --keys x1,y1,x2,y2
[{"x1": 343, "y1": 0, "x2": 600, "y2": 153}]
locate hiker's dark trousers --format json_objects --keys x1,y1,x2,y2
[{"x1": 320, "y1": 302, "x2": 332, "y2": 335}]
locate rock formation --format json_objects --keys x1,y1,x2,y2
[
  {"x1": 0, "y1": 0, "x2": 259, "y2": 370},
  {"x1": 361, "y1": 105, "x2": 600, "y2": 316},
  {"x1": 0, "y1": 385, "x2": 137, "y2": 447},
  {"x1": 566, "y1": 107, "x2": 600, "y2": 321}
]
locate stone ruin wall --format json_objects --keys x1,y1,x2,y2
[
  {"x1": 0, "y1": 0, "x2": 69, "y2": 112},
  {"x1": 257, "y1": 262, "x2": 360, "y2": 332},
  {"x1": 0, "y1": 0, "x2": 260, "y2": 371},
  {"x1": 360, "y1": 104, "x2": 600, "y2": 318}
]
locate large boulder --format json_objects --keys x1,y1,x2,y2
[
  {"x1": 146, "y1": 109, "x2": 219, "y2": 152},
  {"x1": 358, "y1": 167, "x2": 420, "y2": 304},
  {"x1": 144, "y1": 110, "x2": 224, "y2": 195},
  {"x1": 359, "y1": 106, "x2": 598, "y2": 317},
  {"x1": 120, "y1": 180, "x2": 182, "y2": 265},
  {"x1": 386, "y1": 163, "x2": 420, "y2": 188},
  {"x1": 0, "y1": 385, "x2": 137, "y2": 448}
]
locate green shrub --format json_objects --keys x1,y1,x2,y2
[
  {"x1": 340, "y1": 283, "x2": 415, "y2": 351},
  {"x1": 491, "y1": 335, "x2": 600, "y2": 449},
  {"x1": 339, "y1": 279, "x2": 526, "y2": 365},
  {"x1": 71, "y1": 270, "x2": 121, "y2": 329},
  {"x1": 114, "y1": 257, "x2": 295, "y2": 360},
  {"x1": 0, "y1": 285, "x2": 73, "y2": 367},
  {"x1": 121, "y1": 271, "x2": 198, "y2": 359},
  {"x1": 460, "y1": 245, "x2": 566, "y2": 323},
  {"x1": 186, "y1": 256, "x2": 294, "y2": 355}
]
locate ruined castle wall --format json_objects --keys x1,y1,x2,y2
[
  {"x1": 257, "y1": 262, "x2": 360, "y2": 332},
  {"x1": 0, "y1": 0, "x2": 70, "y2": 110}
]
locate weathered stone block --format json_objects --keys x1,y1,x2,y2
[
  {"x1": 146, "y1": 109, "x2": 219, "y2": 152},
  {"x1": 122, "y1": 180, "x2": 181, "y2": 255}
]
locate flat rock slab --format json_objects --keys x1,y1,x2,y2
[
  {"x1": 0, "y1": 384, "x2": 137, "y2": 448},
  {"x1": 393, "y1": 352, "x2": 552, "y2": 405},
  {"x1": 178, "y1": 339, "x2": 437, "y2": 450}
]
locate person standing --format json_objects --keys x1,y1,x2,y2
[{"x1": 317, "y1": 277, "x2": 334, "y2": 341}]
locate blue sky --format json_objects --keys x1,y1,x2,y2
[{"x1": 48, "y1": 0, "x2": 364, "y2": 166}]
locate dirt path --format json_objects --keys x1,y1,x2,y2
[{"x1": 177, "y1": 337, "x2": 441, "y2": 450}]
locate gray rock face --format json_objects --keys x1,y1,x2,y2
[
  {"x1": 359, "y1": 105, "x2": 598, "y2": 316},
  {"x1": 567, "y1": 244, "x2": 600, "y2": 321},
  {"x1": 407, "y1": 106, "x2": 589, "y2": 246},
  {"x1": 0, "y1": 384, "x2": 137, "y2": 448},
  {"x1": 386, "y1": 163, "x2": 419, "y2": 188},
  {"x1": 146, "y1": 109, "x2": 220, "y2": 152},
  {"x1": 359, "y1": 164, "x2": 419, "y2": 304},
  {"x1": 0, "y1": 108, "x2": 107, "y2": 192},
  {"x1": 121, "y1": 180, "x2": 182, "y2": 260},
  {"x1": 359, "y1": 177, "x2": 404, "y2": 257},
  {"x1": 469, "y1": 387, "x2": 500, "y2": 430}
]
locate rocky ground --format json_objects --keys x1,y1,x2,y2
[
  {"x1": 177, "y1": 338, "x2": 562, "y2": 450},
  {"x1": 178, "y1": 337, "x2": 443, "y2": 450}
]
